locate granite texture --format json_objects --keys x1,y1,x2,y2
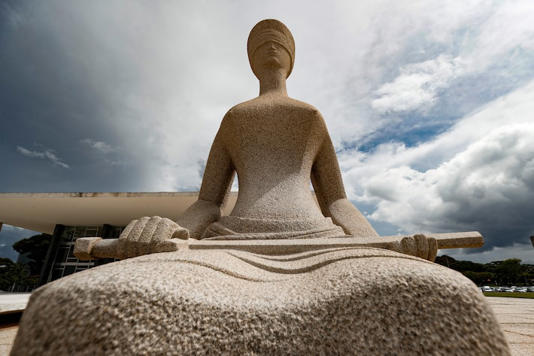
[{"x1": 12, "y1": 248, "x2": 509, "y2": 355}]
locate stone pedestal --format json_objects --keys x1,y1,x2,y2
[{"x1": 11, "y1": 248, "x2": 509, "y2": 355}]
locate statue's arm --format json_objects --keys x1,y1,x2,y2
[
  {"x1": 311, "y1": 121, "x2": 379, "y2": 238},
  {"x1": 103, "y1": 116, "x2": 234, "y2": 259},
  {"x1": 176, "y1": 117, "x2": 235, "y2": 238}
]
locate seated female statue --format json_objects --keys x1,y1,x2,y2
[
  {"x1": 112, "y1": 19, "x2": 436, "y2": 260},
  {"x1": 10, "y1": 19, "x2": 509, "y2": 356}
]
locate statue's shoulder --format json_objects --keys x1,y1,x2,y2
[
  {"x1": 227, "y1": 97, "x2": 322, "y2": 116},
  {"x1": 222, "y1": 98, "x2": 326, "y2": 131},
  {"x1": 225, "y1": 98, "x2": 257, "y2": 116},
  {"x1": 285, "y1": 97, "x2": 322, "y2": 115},
  {"x1": 218, "y1": 101, "x2": 251, "y2": 128},
  {"x1": 285, "y1": 98, "x2": 328, "y2": 130}
]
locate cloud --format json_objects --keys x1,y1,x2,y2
[
  {"x1": 369, "y1": 1, "x2": 534, "y2": 115},
  {"x1": 372, "y1": 55, "x2": 465, "y2": 113},
  {"x1": 470, "y1": 0, "x2": 534, "y2": 66},
  {"x1": 342, "y1": 80, "x2": 534, "y2": 253},
  {"x1": 367, "y1": 123, "x2": 534, "y2": 233},
  {"x1": 16, "y1": 146, "x2": 69, "y2": 168},
  {"x1": 81, "y1": 138, "x2": 114, "y2": 154}
]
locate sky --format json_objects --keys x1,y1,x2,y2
[{"x1": 1, "y1": 0, "x2": 533, "y2": 263}]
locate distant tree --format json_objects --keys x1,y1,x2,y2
[
  {"x1": 0, "y1": 258, "x2": 36, "y2": 291},
  {"x1": 12, "y1": 233, "x2": 51, "y2": 276},
  {"x1": 436, "y1": 255, "x2": 530, "y2": 286},
  {"x1": 435, "y1": 255, "x2": 485, "y2": 272},
  {"x1": 0, "y1": 258, "x2": 16, "y2": 290},
  {"x1": 494, "y1": 259, "x2": 524, "y2": 285},
  {"x1": 8, "y1": 263, "x2": 31, "y2": 289},
  {"x1": 461, "y1": 271, "x2": 495, "y2": 285}
]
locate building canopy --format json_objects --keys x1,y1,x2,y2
[{"x1": 0, "y1": 192, "x2": 237, "y2": 234}]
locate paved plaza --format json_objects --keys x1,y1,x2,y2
[
  {"x1": 0, "y1": 294, "x2": 532, "y2": 354},
  {"x1": 0, "y1": 293, "x2": 30, "y2": 315},
  {"x1": 487, "y1": 297, "x2": 534, "y2": 355}
]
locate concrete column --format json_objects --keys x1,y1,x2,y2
[{"x1": 38, "y1": 224, "x2": 65, "y2": 286}]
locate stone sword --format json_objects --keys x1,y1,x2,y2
[{"x1": 74, "y1": 231, "x2": 483, "y2": 260}]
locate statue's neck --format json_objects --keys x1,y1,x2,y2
[{"x1": 258, "y1": 70, "x2": 288, "y2": 97}]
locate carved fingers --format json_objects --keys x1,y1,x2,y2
[
  {"x1": 400, "y1": 234, "x2": 438, "y2": 262},
  {"x1": 117, "y1": 216, "x2": 189, "y2": 259}
]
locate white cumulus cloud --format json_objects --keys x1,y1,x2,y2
[
  {"x1": 372, "y1": 55, "x2": 465, "y2": 113},
  {"x1": 370, "y1": 0, "x2": 534, "y2": 114},
  {"x1": 341, "y1": 80, "x2": 534, "y2": 256},
  {"x1": 365, "y1": 123, "x2": 534, "y2": 232}
]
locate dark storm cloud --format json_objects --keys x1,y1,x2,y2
[
  {"x1": 0, "y1": 1, "x2": 167, "y2": 192},
  {"x1": 0, "y1": 0, "x2": 263, "y2": 193}
]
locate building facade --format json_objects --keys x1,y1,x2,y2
[
  {"x1": 40, "y1": 224, "x2": 124, "y2": 285},
  {"x1": 0, "y1": 192, "x2": 237, "y2": 286}
]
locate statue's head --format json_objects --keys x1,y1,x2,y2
[{"x1": 247, "y1": 19, "x2": 295, "y2": 79}]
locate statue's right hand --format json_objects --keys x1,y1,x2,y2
[
  {"x1": 398, "y1": 234, "x2": 438, "y2": 262},
  {"x1": 117, "y1": 216, "x2": 189, "y2": 259}
]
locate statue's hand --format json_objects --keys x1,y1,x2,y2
[
  {"x1": 397, "y1": 234, "x2": 438, "y2": 262},
  {"x1": 117, "y1": 216, "x2": 189, "y2": 259}
]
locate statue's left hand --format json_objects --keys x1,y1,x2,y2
[{"x1": 397, "y1": 234, "x2": 438, "y2": 262}]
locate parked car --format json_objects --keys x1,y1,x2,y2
[{"x1": 481, "y1": 286, "x2": 494, "y2": 292}]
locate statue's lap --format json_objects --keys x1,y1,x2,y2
[{"x1": 11, "y1": 247, "x2": 510, "y2": 355}]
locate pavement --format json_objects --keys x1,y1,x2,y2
[
  {"x1": 486, "y1": 297, "x2": 534, "y2": 356},
  {"x1": 0, "y1": 293, "x2": 30, "y2": 315},
  {"x1": 0, "y1": 325, "x2": 17, "y2": 355},
  {"x1": 0, "y1": 294, "x2": 531, "y2": 355},
  {"x1": 0, "y1": 293, "x2": 29, "y2": 355}
]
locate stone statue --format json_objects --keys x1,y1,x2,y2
[
  {"x1": 11, "y1": 19, "x2": 510, "y2": 355},
  {"x1": 86, "y1": 19, "x2": 436, "y2": 261}
]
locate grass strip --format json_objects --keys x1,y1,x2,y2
[{"x1": 484, "y1": 292, "x2": 534, "y2": 299}]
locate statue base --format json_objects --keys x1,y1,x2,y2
[{"x1": 12, "y1": 247, "x2": 509, "y2": 355}]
